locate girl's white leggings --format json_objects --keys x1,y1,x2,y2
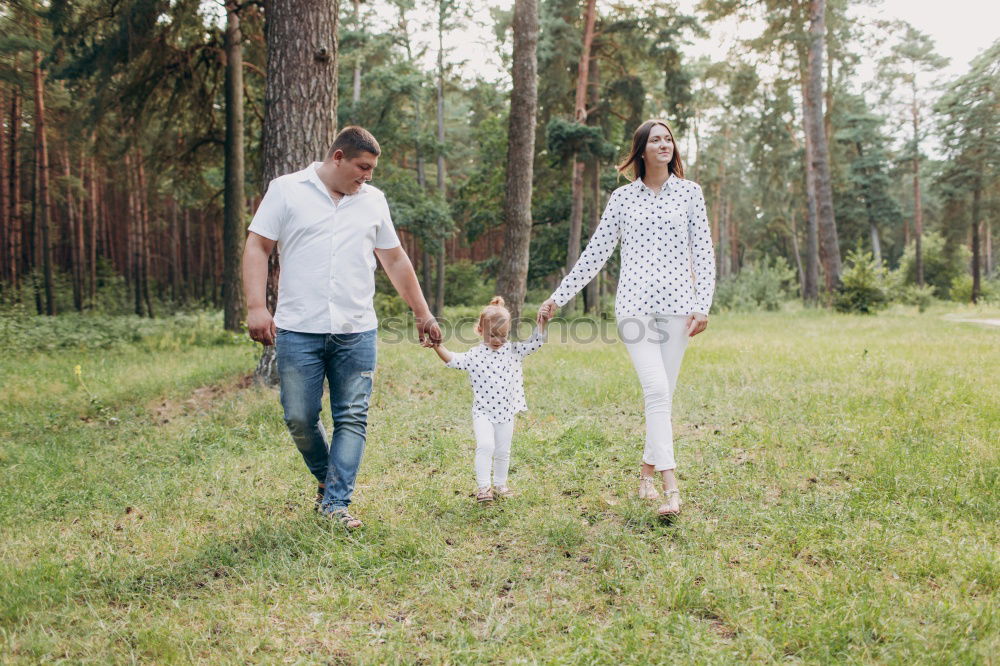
[
  {"x1": 472, "y1": 415, "x2": 514, "y2": 488},
  {"x1": 618, "y1": 315, "x2": 690, "y2": 471}
]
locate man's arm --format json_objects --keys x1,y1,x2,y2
[
  {"x1": 243, "y1": 231, "x2": 277, "y2": 346},
  {"x1": 375, "y1": 246, "x2": 442, "y2": 344}
]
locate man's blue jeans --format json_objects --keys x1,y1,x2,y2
[{"x1": 275, "y1": 328, "x2": 377, "y2": 511}]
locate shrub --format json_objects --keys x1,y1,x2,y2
[
  {"x1": 898, "y1": 232, "x2": 970, "y2": 297},
  {"x1": 834, "y1": 248, "x2": 888, "y2": 314},
  {"x1": 948, "y1": 274, "x2": 999, "y2": 303},
  {"x1": 712, "y1": 256, "x2": 797, "y2": 313},
  {"x1": 444, "y1": 260, "x2": 494, "y2": 307}
]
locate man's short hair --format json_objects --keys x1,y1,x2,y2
[{"x1": 329, "y1": 126, "x2": 381, "y2": 159}]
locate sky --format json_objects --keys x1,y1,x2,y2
[{"x1": 414, "y1": 0, "x2": 999, "y2": 86}]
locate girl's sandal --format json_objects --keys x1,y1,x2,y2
[
  {"x1": 493, "y1": 485, "x2": 514, "y2": 499},
  {"x1": 638, "y1": 475, "x2": 658, "y2": 500},
  {"x1": 657, "y1": 489, "x2": 681, "y2": 518}
]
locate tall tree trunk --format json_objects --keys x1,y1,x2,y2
[
  {"x1": 63, "y1": 150, "x2": 83, "y2": 311},
  {"x1": 434, "y1": 1, "x2": 447, "y2": 315},
  {"x1": 798, "y1": 74, "x2": 820, "y2": 303},
  {"x1": 495, "y1": 0, "x2": 538, "y2": 324},
  {"x1": 88, "y1": 156, "x2": 98, "y2": 303},
  {"x1": 728, "y1": 196, "x2": 739, "y2": 274},
  {"x1": 0, "y1": 86, "x2": 8, "y2": 294},
  {"x1": 855, "y1": 141, "x2": 882, "y2": 265},
  {"x1": 32, "y1": 48, "x2": 54, "y2": 315},
  {"x1": 789, "y1": 210, "x2": 806, "y2": 299},
  {"x1": 352, "y1": 0, "x2": 362, "y2": 105},
  {"x1": 9, "y1": 89, "x2": 22, "y2": 290},
  {"x1": 970, "y1": 171, "x2": 982, "y2": 304},
  {"x1": 804, "y1": 0, "x2": 841, "y2": 293},
  {"x1": 137, "y1": 147, "x2": 154, "y2": 317},
  {"x1": 224, "y1": 0, "x2": 247, "y2": 332},
  {"x1": 256, "y1": 0, "x2": 340, "y2": 385},
  {"x1": 911, "y1": 92, "x2": 924, "y2": 286},
  {"x1": 563, "y1": 0, "x2": 597, "y2": 314}
]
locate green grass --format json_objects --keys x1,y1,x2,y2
[{"x1": 1, "y1": 305, "x2": 998, "y2": 663}]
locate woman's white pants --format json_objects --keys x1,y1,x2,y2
[
  {"x1": 618, "y1": 315, "x2": 690, "y2": 471},
  {"x1": 472, "y1": 415, "x2": 514, "y2": 488}
]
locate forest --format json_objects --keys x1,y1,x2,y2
[{"x1": 0, "y1": 0, "x2": 997, "y2": 325}]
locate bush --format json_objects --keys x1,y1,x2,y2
[
  {"x1": 898, "y1": 232, "x2": 970, "y2": 297},
  {"x1": 444, "y1": 260, "x2": 494, "y2": 307},
  {"x1": 834, "y1": 248, "x2": 889, "y2": 314},
  {"x1": 895, "y1": 284, "x2": 937, "y2": 312},
  {"x1": 948, "y1": 274, "x2": 1000, "y2": 303},
  {"x1": 711, "y1": 256, "x2": 797, "y2": 313}
]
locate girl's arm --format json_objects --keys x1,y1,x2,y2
[{"x1": 432, "y1": 343, "x2": 455, "y2": 364}]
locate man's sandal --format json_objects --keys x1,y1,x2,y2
[
  {"x1": 657, "y1": 489, "x2": 681, "y2": 518},
  {"x1": 638, "y1": 475, "x2": 658, "y2": 500},
  {"x1": 324, "y1": 508, "x2": 363, "y2": 529}
]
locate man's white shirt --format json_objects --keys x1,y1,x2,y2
[{"x1": 247, "y1": 162, "x2": 401, "y2": 334}]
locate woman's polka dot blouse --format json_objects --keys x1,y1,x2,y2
[
  {"x1": 551, "y1": 175, "x2": 716, "y2": 317},
  {"x1": 445, "y1": 329, "x2": 545, "y2": 424}
]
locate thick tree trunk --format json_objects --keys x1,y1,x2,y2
[
  {"x1": 63, "y1": 151, "x2": 83, "y2": 311},
  {"x1": 352, "y1": 0, "x2": 362, "y2": 105},
  {"x1": 256, "y1": 0, "x2": 340, "y2": 385},
  {"x1": 583, "y1": 158, "x2": 601, "y2": 314},
  {"x1": 563, "y1": 0, "x2": 597, "y2": 314},
  {"x1": 224, "y1": 0, "x2": 247, "y2": 332},
  {"x1": 494, "y1": 0, "x2": 539, "y2": 324},
  {"x1": 32, "y1": 49, "x2": 54, "y2": 315},
  {"x1": 805, "y1": 0, "x2": 841, "y2": 292},
  {"x1": 137, "y1": 148, "x2": 154, "y2": 317}
]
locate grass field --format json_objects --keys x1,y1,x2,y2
[{"x1": 1, "y1": 305, "x2": 998, "y2": 664}]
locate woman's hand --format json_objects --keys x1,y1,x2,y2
[
  {"x1": 686, "y1": 312, "x2": 708, "y2": 337},
  {"x1": 537, "y1": 299, "x2": 557, "y2": 327}
]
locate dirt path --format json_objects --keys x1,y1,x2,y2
[{"x1": 946, "y1": 317, "x2": 1000, "y2": 328}]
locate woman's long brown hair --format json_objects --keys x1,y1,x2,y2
[{"x1": 616, "y1": 119, "x2": 684, "y2": 181}]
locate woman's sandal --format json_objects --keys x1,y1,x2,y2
[
  {"x1": 493, "y1": 485, "x2": 514, "y2": 499},
  {"x1": 638, "y1": 475, "x2": 658, "y2": 500},
  {"x1": 657, "y1": 488, "x2": 681, "y2": 518},
  {"x1": 476, "y1": 486, "x2": 494, "y2": 503}
]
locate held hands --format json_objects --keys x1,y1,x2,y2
[
  {"x1": 686, "y1": 312, "x2": 708, "y2": 337},
  {"x1": 416, "y1": 315, "x2": 443, "y2": 347},
  {"x1": 537, "y1": 299, "x2": 557, "y2": 327},
  {"x1": 247, "y1": 307, "x2": 277, "y2": 346}
]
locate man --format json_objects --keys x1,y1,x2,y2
[{"x1": 243, "y1": 126, "x2": 441, "y2": 529}]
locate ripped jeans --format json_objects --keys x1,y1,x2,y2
[{"x1": 275, "y1": 328, "x2": 377, "y2": 511}]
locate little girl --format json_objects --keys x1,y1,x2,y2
[{"x1": 428, "y1": 297, "x2": 546, "y2": 502}]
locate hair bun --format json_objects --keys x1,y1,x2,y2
[{"x1": 489, "y1": 296, "x2": 505, "y2": 307}]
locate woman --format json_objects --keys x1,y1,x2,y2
[{"x1": 538, "y1": 119, "x2": 715, "y2": 517}]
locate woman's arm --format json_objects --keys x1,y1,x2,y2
[
  {"x1": 548, "y1": 190, "x2": 623, "y2": 308},
  {"x1": 688, "y1": 183, "x2": 716, "y2": 316}
]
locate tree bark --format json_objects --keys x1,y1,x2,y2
[
  {"x1": 970, "y1": 170, "x2": 982, "y2": 304},
  {"x1": 256, "y1": 0, "x2": 340, "y2": 385},
  {"x1": 804, "y1": 0, "x2": 841, "y2": 292},
  {"x1": 563, "y1": 0, "x2": 597, "y2": 314},
  {"x1": 494, "y1": 0, "x2": 539, "y2": 324},
  {"x1": 32, "y1": 48, "x2": 54, "y2": 315},
  {"x1": 352, "y1": 0, "x2": 362, "y2": 105},
  {"x1": 224, "y1": 0, "x2": 247, "y2": 332}
]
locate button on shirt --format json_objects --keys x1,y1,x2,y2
[
  {"x1": 445, "y1": 330, "x2": 546, "y2": 424},
  {"x1": 247, "y1": 162, "x2": 401, "y2": 334},
  {"x1": 551, "y1": 175, "x2": 716, "y2": 317}
]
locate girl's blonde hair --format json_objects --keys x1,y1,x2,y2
[{"x1": 478, "y1": 296, "x2": 511, "y2": 333}]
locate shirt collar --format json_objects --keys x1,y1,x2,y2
[
  {"x1": 634, "y1": 173, "x2": 677, "y2": 195},
  {"x1": 298, "y1": 162, "x2": 371, "y2": 199}
]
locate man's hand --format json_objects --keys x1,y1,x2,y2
[
  {"x1": 416, "y1": 315, "x2": 442, "y2": 346},
  {"x1": 247, "y1": 306, "x2": 277, "y2": 346},
  {"x1": 537, "y1": 299, "x2": 557, "y2": 327},
  {"x1": 686, "y1": 312, "x2": 708, "y2": 337}
]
